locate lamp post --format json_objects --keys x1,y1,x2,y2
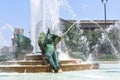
[{"x1": 101, "y1": 0, "x2": 108, "y2": 28}]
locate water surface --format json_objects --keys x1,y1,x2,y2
[{"x1": 0, "y1": 64, "x2": 120, "y2": 80}]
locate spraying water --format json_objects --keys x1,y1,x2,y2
[
  {"x1": 0, "y1": 19, "x2": 14, "y2": 48},
  {"x1": 30, "y1": 0, "x2": 61, "y2": 53},
  {"x1": 30, "y1": 0, "x2": 120, "y2": 61},
  {"x1": 30, "y1": 0, "x2": 76, "y2": 53}
]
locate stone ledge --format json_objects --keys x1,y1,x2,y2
[{"x1": 0, "y1": 63, "x2": 99, "y2": 73}]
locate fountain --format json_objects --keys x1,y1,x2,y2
[
  {"x1": 0, "y1": 0, "x2": 120, "y2": 79},
  {"x1": 0, "y1": 0, "x2": 99, "y2": 73}
]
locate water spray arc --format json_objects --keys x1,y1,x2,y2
[{"x1": 0, "y1": 19, "x2": 14, "y2": 48}]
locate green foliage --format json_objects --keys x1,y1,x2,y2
[
  {"x1": 108, "y1": 27, "x2": 120, "y2": 53},
  {"x1": 61, "y1": 22, "x2": 90, "y2": 60},
  {"x1": 69, "y1": 52, "x2": 86, "y2": 61},
  {"x1": 61, "y1": 21, "x2": 120, "y2": 61},
  {"x1": 95, "y1": 54, "x2": 119, "y2": 61},
  {"x1": 97, "y1": 37, "x2": 114, "y2": 55},
  {"x1": 0, "y1": 53, "x2": 15, "y2": 61},
  {"x1": 83, "y1": 29, "x2": 102, "y2": 52}
]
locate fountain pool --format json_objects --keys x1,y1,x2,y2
[{"x1": 0, "y1": 63, "x2": 120, "y2": 80}]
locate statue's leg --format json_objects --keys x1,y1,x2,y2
[
  {"x1": 45, "y1": 52, "x2": 57, "y2": 71},
  {"x1": 53, "y1": 51, "x2": 61, "y2": 71}
]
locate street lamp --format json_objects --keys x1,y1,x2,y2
[{"x1": 101, "y1": 0, "x2": 108, "y2": 28}]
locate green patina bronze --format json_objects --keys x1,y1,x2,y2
[
  {"x1": 16, "y1": 34, "x2": 33, "y2": 57},
  {"x1": 38, "y1": 28, "x2": 61, "y2": 73},
  {"x1": 17, "y1": 34, "x2": 30, "y2": 50}
]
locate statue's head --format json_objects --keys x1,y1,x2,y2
[
  {"x1": 47, "y1": 28, "x2": 50, "y2": 34},
  {"x1": 47, "y1": 28, "x2": 54, "y2": 39}
]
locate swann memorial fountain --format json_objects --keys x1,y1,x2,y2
[
  {"x1": 0, "y1": 0, "x2": 99, "y2": 73},
  {"x1": 1, "y1": 0, "x2": 120, "y2": 79}
]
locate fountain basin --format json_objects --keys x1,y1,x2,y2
[
  {"x1": 5, "y1": 59, "x2": 78, "y2": 65},
  {"x1": 0, "y1": 63, "x2": 99, "y2": 73},
  {"x1": 0, "y1": 54, "x2": 99, "y2": 73}
]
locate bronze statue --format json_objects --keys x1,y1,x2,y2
[
  {"x1": 38, "y1": 25, "x2": 74, "y2": 73},
  {"x1": 38, "y1": 28, "x2": 61, "y2": 73},
  {"x1": 13, "y1": 34, "x2": 33, "y2": 59}
]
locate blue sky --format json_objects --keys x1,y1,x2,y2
[
  {"x1": 0, "y1": 0, "x2": 120, "y2": 47},
  {"x1": 0, "y1": 0, "x2": 30, "y2": 35},
  {"x1": 60, "y1": 0, "x2": 120, "y2": 20}
]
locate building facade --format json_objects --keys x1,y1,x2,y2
[
  {"x1": 66, "y1": 20, "x2": 119, "y2": 30},
  {"x1": 11, "y1": 28, "x2": 24, "y2": 52}
]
